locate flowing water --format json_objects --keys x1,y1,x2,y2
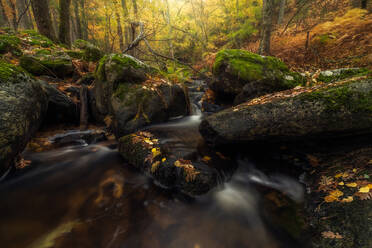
[{"x1": 0, "y1": 81, "x2": 306, "y2": 248}]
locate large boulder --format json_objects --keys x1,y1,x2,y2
[
  {"x1": 0, "y1": 34, "x2": 22, "y2": 56},
  {"x1": 200, "y1": 77, "x2": 372, "y2": 146},
  {"x1": 0, "y1": 60, "x2": 48, "y2": 176},
  {"x1": 20, "y1": 54, "x2": 74, "y2": 78},
  {"x1": 210, "y1": 49, "x2": 304, "y2": 105},
  {"x1": 93, "y1": 54, "x2": 188, "y2": 137}
]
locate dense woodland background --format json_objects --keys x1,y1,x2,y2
[{"x1": 0, "y1": 0, "x2": 371, "y2": 74}]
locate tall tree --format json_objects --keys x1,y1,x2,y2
[
  {"x1": 258, "y1": 0, "x2": 273, "y2": 55},
  {"x1": 277, "y1": 0, "x2": 286, "y2": 24},
  {"x1": 7, "y1": 0, "x2": 18, "y2": 29},
  {"x1": 79, "y1": 0, "x2": 88, "y2": 40},
  {"x1": 30, "y1": 0, "x2": 57, "y2": 41},
  {"x1": 0, "y1": 0, "x2": 10, "y2": 27},
  {"x1": 361, "y1": 0, "x2": 368, "y2": 8},
  {"x1": 116, "y1": 11, "x2": 124, "y2": 51},
  {"x1": 73, "y1": 0, "x2": 82, "y2": 39},
  {"x1": 131, "y1": 0, "x2": 138, "y2": 18},
  {"x1": 16, "y1": 0, "x2": 34, "y2": 29},
  {"x1": 59, "y1": 0, "x2": 72, "y2": 45}
]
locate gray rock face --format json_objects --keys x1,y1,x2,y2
[
  {"x1": 93, "y1": 54, "x2": 188, "y2": 137},
  {"x1": 200, "y1": 78, "x2": 372, "y2": 146},
  {"x1": 0, "y1": 60, "x2": 48, "y2": 175},
  {"x1": 40, "y1": 82, "x2": 79, "y2": 124}
]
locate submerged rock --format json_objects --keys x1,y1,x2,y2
[
  {"x1": 20, "y1": 54, "x2": 74, "y2": 78},
  {"x1": 200, "y1": 77, "x2": 372, "y2": 146},
  {"x1": 210, "y1": 49, "x2": 304, "y2": 105},
  {"x1": 0, "y1": 60, "x2": 48, "y2": 175},
  {"x1": 93, "y1": 54, "x2": 188, "y2": 137}
]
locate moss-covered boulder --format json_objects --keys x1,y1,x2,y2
[
  {"x1": 0, "y1": 60, "x2": 48, "y2": 176},
  {"x1": 0, "y1": 34, "x2": 22, "y2": 56},
  {"x1": 210, "y1": 49, "x2": 304, "y2": 105},
  {"x1": 73, "y1": 39, "x2": 103, "y2": 62},
  {"x1": 20, "y1": 30, "x2": 54, "y2": 48},
  {"x1": 93, "y1": 54, "x2": 188, "y2": 137},
  {"x1": 200, "y1": 77, "x2": 372, "y2": 145},
  {"x1": 19, "y1": 55, "x2": 74, "y2": 78},
  {"x1": 119, "y1": 131, "x2": 218, "y2": 195}
]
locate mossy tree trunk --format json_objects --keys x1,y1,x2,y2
[
  {"x1": 30, "y1": 0, "x2": 57, "y2": 42},
  {"x1": 59, "y1": 0, "x2": 72, "y2": 46},
  {"x1": 258, "y1": 0, "x2": 273, "y2": 55}
]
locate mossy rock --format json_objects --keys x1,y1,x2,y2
[
  {"x1": 20, "y1": 55, "x2": 73, "y2": 78},
  {"x1": 317, "y1": 68, "x2": 370, "y2": 84},
  {"x1": 66, "y1": 50, "x2": 84, "y2": 59},
  {"x1": 20, "y1": 30, "x2": 54, "y2": 48},
  {"x1": 210, "y1": 49, "x2": 305, "y2": 104},
  {"x1": 35, "y1": 49, "x2": 52, "y2": 56},
  {"x1": 200, "y1": 77, "x2": 372, "y2": 146},
  {"x1": 0, "y1": 34, "x2": 22, "y2": 56},
  {"x1": 0, "y1": 59, "x2": 48, "y2": 176},
  {"x1": 73, "y1": 39, "x2": 103, "y2": 62}
]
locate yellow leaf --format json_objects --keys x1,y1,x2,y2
[
  {"x1": 359, "y1": 186, "x2": 370, "y2": 193},
  {"x1": 330, "y1": 190, "x2": 344, "y2": 197},
  {"x1": 334, "y1": 173, "x2": 343, "y2": 178},
  {"x1": 346, "y1": 182, "x2": 357, "y2": 188},
  {"x1": 338, "y1": 182, "x2": 344, "y2": 186},
  {"x1": 151, "y1": 148, "x2": 161, "y2": 159},
  {"x1": 324, "y1": 195, "x2": 338, "y2": 203},
  {"x1": 162, "y1": 158, "x2": 167, "y2": 162},
  {"x1": 321, "y1": 231, "x2": 343, "y2": 239},
  {"x1": 352, "y1": 168, "x2": 357, "y2": 173},
  {"x1": 202, "y1": 156, "x2": 212, "y2": 163},
  {"x1": 341, "y1": 196, "x2": 353, "y2": 203}
]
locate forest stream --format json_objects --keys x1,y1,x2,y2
[{"x1": 0, "y1": 81, "x2": 307, "y2": 248}]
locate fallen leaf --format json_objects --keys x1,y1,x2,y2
[
  {"x1": 151, "y1": 161, "x2": 160, "y2": 173},
  {"x1": 338, "y1": 182, "x2": 344, "y2": 186},
  {"x1": 321, "y1": 231, "x2": 343, "y2": 239},
  {"x1": 341, "y1": 196, "x2": 353, "y2": 203},
  {"x1": 202, "y1": 156, "x2": 212, "y2": 163},
  {"x1": 359, "y1": 186, "x2": 370, "y2": 193},
  {"x1": 346, "y1": 182, "x2": 357, "y2": 188}
]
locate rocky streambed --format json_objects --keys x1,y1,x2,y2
[{"x1": 0, "y1": 31, "x2": 371, "y2": 248}]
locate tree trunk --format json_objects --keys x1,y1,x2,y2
[
  {"x1": 116, "y1": 12, "x2": 124, "y2": 51},
  {"x1": 121, "y1": 0, "x2": 128, "y2": 17},
  {"x1": 164, "y1": 0, "x2": 174, "y2": 59},
  {"x1": 0, "y1": 0, "x2": 8, "y2": 27},
  {"x1": 59, "y1": 0, "x2": 72, "y2": 46},
  {"x1": 80, "y1": 0, "x2": 88, "y2": 40},
  {"x1": 361, "y1": 0, "x2": 368, "y2": 8},
  {"x1": 7, "y1": 0, "x2": 18, "y2": 30},
  {"x1": 16, "y1": 0, "x2": 33, "y2": 29},
  {"x1": 30, "y1": 0, "x2": 57, "y2": 41},
  {"x1": 131, "y1": 0, "x2": 138, "y2": 18},
  {"x1": 73, "y1": 0, "x2": 82, "y2": 39},
  {"x1": 258, "y1": 0, "x2": 273, "y2": 55},
  {"x1": 278, "y1": 0, "x2": 286, "y2": 24}
]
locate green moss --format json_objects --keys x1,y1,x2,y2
[
  {"x1": 110, "y1": 54, "x2": 144, "y2": 69},
  {"x1": 83, "y1": 45, "x2": 103, "y2": 62},
  {"x1": 0, "y1": 34, "x2": 22, "y2": 56},
  {"x1": 301, "y1": 81, "x2": 372, "y2": 113},
  {"x1": 113, "y1": 83, "x2": 151, "y2": 107},
  {"x1": 19, "y1": 55, "x2": 72, "y2": 77},
  {"x1": 35, "y1": 49, "x2": 52, "y2": 56},
  {"x1": 0, "y1": 60, "x2": 27, "y2": 84},
  {"x1": 21, "y1": 30, "x2": 54, "y2": 48},
  {"x1": 66, "y1": 50, "x2": 83, "y2": 59},
  {"x1": 213, "y1": 49, "x2": 289, "y2": 81},
  {"x1": 95, "y1": 55, "x2": 108, "y2": 81},
  {"x1": 73, "y1": 39, "x2": 90, "y2": 49},
  {"x1": 318, "y1": 68, "x2": 371, "y2": 83}
]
